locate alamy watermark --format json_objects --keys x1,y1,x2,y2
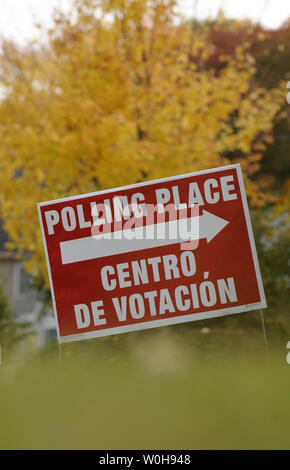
[{"x1": 91, "y1": 200, "x2": 200, "y2": 251}]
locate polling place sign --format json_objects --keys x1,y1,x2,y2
[{"x1": 37, "y1": 164, "x2": 266, "y2": 344}]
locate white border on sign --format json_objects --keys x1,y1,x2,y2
[
  {"x1": 236, "y1": 164, "x2": 267, "y2": 310},
  {"x1": 59, "y1": 302, "x2": 265, "y2": 344},
  {"x1": 37, "y1": 203, "x2": 62, "y2": 342},
  {"x1": 37, "y1": 163, "x2": 267, "y2": 344}
]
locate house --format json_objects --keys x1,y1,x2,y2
[{"x1": 0, "y1": 223, "x2": 57, "y2": 348}]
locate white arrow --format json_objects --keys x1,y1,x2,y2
[
  {"x1": 60, "y1": 210, "x2": 229, "y2": 264},
  {"x1": 199, "y1": 210, "x2": 229, "y2": 242}
]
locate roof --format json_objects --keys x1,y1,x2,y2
[
  {"x1": 0, "y1": 221, "x2": 17, "y2": 260},
  {"x1": 0, "y1": 220, "x2": 27, "y2": 261}
]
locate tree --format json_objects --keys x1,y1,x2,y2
[
  {"x1": 201, "y1": 16, "x2": 290, "y2": 216},
  {"x1": 0, "y1": 0, "x2": 285, "y2": 285}
]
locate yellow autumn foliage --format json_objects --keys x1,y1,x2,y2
[{"x1": 0, "y1": 0, "x2": 285, "y2": 284}]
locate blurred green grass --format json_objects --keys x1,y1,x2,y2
[{"x1": 0, "y1": 325, "x2": 289, "y2": 450}]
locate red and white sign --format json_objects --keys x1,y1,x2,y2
[{"x1": 37, "y1": 164, "x2": 266, "y2": 344}]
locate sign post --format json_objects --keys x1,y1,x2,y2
[{"x1": 38, "y1": 164, "x2": 266, "y2": 344}]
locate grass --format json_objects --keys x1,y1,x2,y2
[{"x1": 0, "y1": 324, "x2": 289, "y2": 450}]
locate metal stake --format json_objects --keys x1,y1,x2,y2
[{"x1": 260, "y1": 309, "x2": 270, "y2": 363}]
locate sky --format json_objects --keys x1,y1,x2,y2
[{"x1": 0, "y1": 0, "x2": 288, "y2": 43}]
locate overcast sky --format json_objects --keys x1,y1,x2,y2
[{"x1": 0, "y1": 0, "x2": 288, "y2": 43}]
